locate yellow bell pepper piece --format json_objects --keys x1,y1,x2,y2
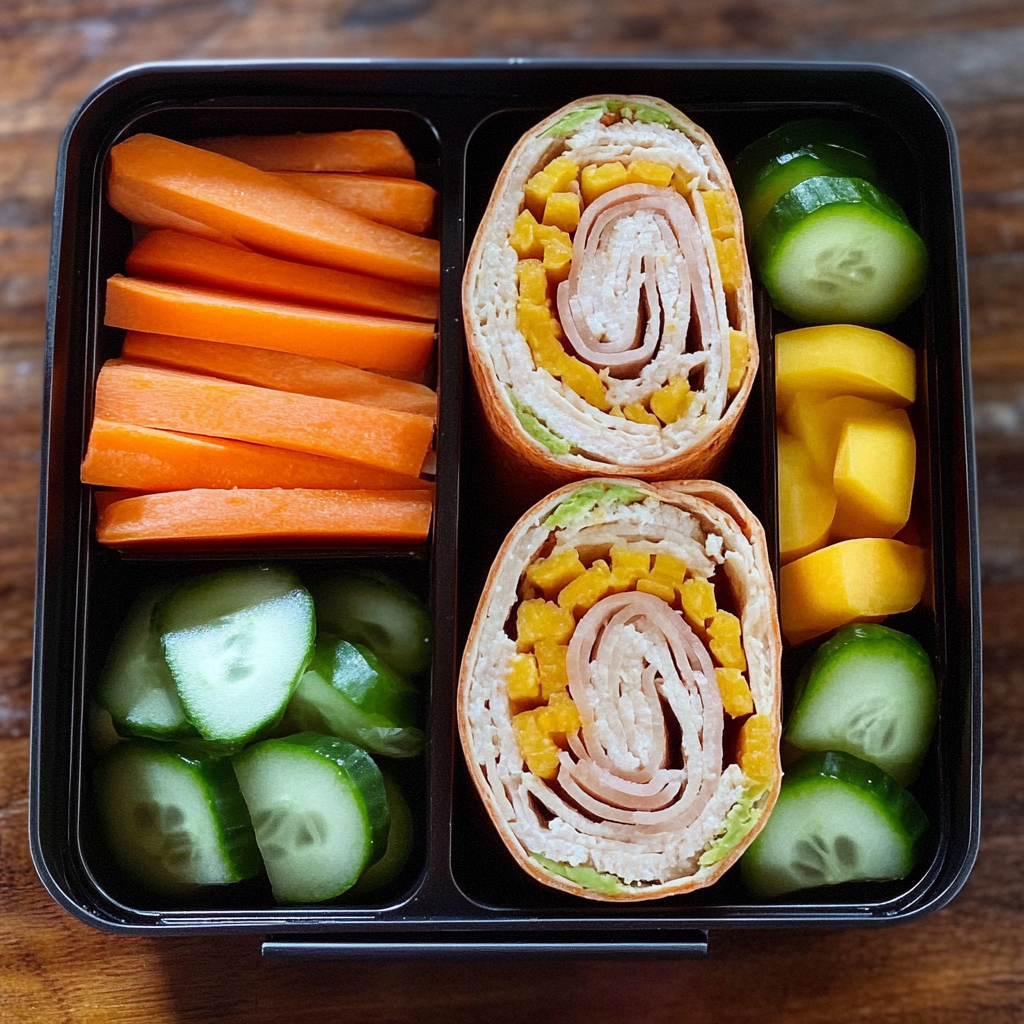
[
  {"x1": 649, "y1": 376, "x2": 693, "y2": 425},
  {"x1": 714, "y1": 236, "x2": 743, "y2": 291},
  {"x1": 715, "y1": 667, "x2": 754, "y2": 717},
  {"x1": 581, "y1": 161, "x2": 627, "y2": 206},
  {"x1": 559, "y1": 356, "x2": 610, "y2": 411},
  {"x1": 524, "y1": 155, "x2": 579, "y2": 219},
  {"x1": 542, "y1": 191, "x2": 582, "y2": 233},
  {"x1": 728, "y1": 330, "x2": 748, "y2": 394},
  {"x1": 623, "y1": 402, "x2": 659, "y2": 425},
  {"x1": 512, "y1": 709, "x2": 561, "y2": 779},
  {"x1": 680, "y1": 577, "x2": 717, "y2": 629},
  {"x1": 536, "y1": 690, "x2": 581, "y2": 737},
  {"x1": 516, "y1": 598, "x2": 575, "y2": 652},
  {"x1": 507, "y1": 653, "x2": 541, "y2": 704},
  {"x1": 516, "y1": 259, "x2": 549, "y2": 306},
  {"x1": 626, "y1": 159, "x2": 674, "y2": 189},
  {"x1": 526, "y1": 546, "x2": 587, "y2": 600},
  {"x1": 534, "y1": 640, "x2": 569, "y2": 698},
  {"x1": 737, "y1": 713, "x2": 774, "y2": 784},
  {"x1": 709, "y1": 611, "x2": 746, "y2": 670},
  {"x1": 702, "y1": 189, "x2": 735, "y2": 239},
  {"x1": 636, "y1": 573, "x2": 676, "y2": 603},
  {"x1": 509, "y1": 210, "x2": 544, "y2": 260}
]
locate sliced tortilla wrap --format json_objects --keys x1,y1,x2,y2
[
  {"x1": 458, "y1": 479, "x2": 782, "y2": 901},
  {"x1": 463, "y1": 96, "x2": 757, "y2": 483}
]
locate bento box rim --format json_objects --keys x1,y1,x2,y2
[{"x1": 29, "y1": 57, "x2": 981, "y2": 939}]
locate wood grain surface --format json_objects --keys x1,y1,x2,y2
[{"x1": 2, "y1": 2, "x2": 1023, "y2": 1021}]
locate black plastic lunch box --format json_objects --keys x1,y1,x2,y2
[{"x1": 29, "y1": 60, "x2": 981, "y2": 959}]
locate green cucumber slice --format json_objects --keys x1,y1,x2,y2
[
  {"x1": 97, "y1": 584, "x2": 197, "y2": 741},
  {"x1": 155, "y1": 566, "x2": 314, "y2": 747},
  {"x1": 310, "y1": 570, "x2": 432, "y2": 677},
  {"x1": 733, "y1": 120, "x2": 877, "y2": 229},
  {"x1": 785, "y1": 624, "x2": 938, "y2": 785},
  {"x1": 95, "y1": 740, "x2": 260, "y2": 894},
  {"x1": 751, "y1": 176, "x2": 928, "y2": 325},
  {"x1": 233, "y1": 732, "x2": 390, "y2": 903},
  {"x1": 741, "y1": 750, "x2": 927, "y2": 898},
  {"x1": 346, "y1": 774, "x2": 414, "y2": 895},
  {"x1": 281, "y1": 635, "x2": 424, "y2": 758}
]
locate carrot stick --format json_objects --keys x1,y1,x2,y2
[
  {"x1": 81, "y1": 419, "x2": 427, "y2": 492},
  {"x1": 108, "y1": 134, "x2": 438, "y2": 287},
  {"x1": 121, "y1": 332, "x2": 437, "y2": 420},
  {"x1": 94, "y1": 360, "x2": 434, "y2": 477},
  {"x1": 96, "y1": 487, "x2": 434, "y2": 549},
  {"x1": 193, "y1": 130, "x2": 417, "y2": 177},
  {"x1": 125, "y1": 230, "x2": 438, "y2": 322},
  {"x1": 104, "y1": 276, "x2": 435, "y2": 375},
  {"x1": 276, "y1": 173, "x2": 435, "y2": 235},
  {"x1": 94, "y1": 488, "x2": 145, "y2": 513}
]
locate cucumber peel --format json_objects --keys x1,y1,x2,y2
[{"x1": 741, "y1": 750, "x2": 927, "y2": 898}]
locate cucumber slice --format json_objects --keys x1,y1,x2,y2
[
  {"x1": 785, "y1": 624, "x2": 938, "y2": 785},
  {"x1": 732, "y1": 119, "x2": 877, "y2": 229},
  {"x1": 97, "y1": 584, "x2": 198, "y2": 741},
  {"x1": 346, "y1": 774, "x2": 414, "y2": 896},
  {"x1": 281, "y1": 636, "x2": 424, "y2": 758},
  {"x1": 155, "y1": 566, "x2": 315, "y2": 747},
  {"x1": 310, "y1": 570, "x2": 432, "y2": 677},
  {"x1": 95, "y1": 740, "x2": 260, "y2": 894},
  {"x1": 751, "y1": 176, "x2": 928, "y2": 325},
  {"x1": 741, "y1": 750, "x2": 927, "y2": 898},
  {"x1": 233, "y1": 732, "x2": 390, "y2": 903}
]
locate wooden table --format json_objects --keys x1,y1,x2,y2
[{"x1": 2, "y1": 3, "x2": 1022, "y2": 1021}]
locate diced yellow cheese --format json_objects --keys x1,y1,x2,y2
[
  {"x1": 512, "y1": 709, "x2": 561, "y2": 779},
  {"x1": 516, "y1": 598, "x2": 575, "y2": 652},
  {"x1": 653, "y1": 552, "x2": 687, "y2": 584},
  {"x1": 623, "y1": 402, "x2": 659, "y2": 425},
  {"x1": 507, "y1": 652, "x2": 541, "y2": 704},
  {"x1": 536, "y1": 690, "x2": 581, "y2": 737},
  {"x1": 526, "y1": 546, "x2": 586, "y2": 600},
  {"x1": 709, "y1": 610, "x2": 746, "y2": 670},
  {"x1": 714, "y1": 236, "x2": 744, "y2": 291},
  {"x1": 671, "y1": 171, "x2": 692, "y2": 196},
  {"x1": 626, "y1": 159, "x2": 674, "y2": 188},
  {"x1": 542, "y1": 191, "x2": 582, "y2": 232},
  {"x1": 559, "y1": 355, "x2": 610, "y2": 410},
  {"x1": 524, "y1": 155, "x2": 579, "y2": 218},
  {"x1": 736, "y1": 713, "x2": 774, "y2": 784},
  {"x1": 649, "y1": 376, "x2": 693, "y2": 425},
  {"x1": 728, "y1": 329, "x2": 748, "y2": 394},
  {"x1": 680, "y1": 577, "x2": 717, "y2": 628},
  {"x1": 609, "y1": 405, "x2": 625, "y2": 418},
  {"x1": 702, "y1": 189, "x2": 735, "y2": 239},
  {"x1": 516, "y1": 259, "x2": 549, "y2": 306},
  {"x1": 715, "y1": 667, "x2": 754, "y2": 717},
  {"x1": 581, "y1": 161, "x2": 627, "y2": 206},
  {"x1": 534, "y1": 640, "x2": 569, "y2": 698},
  {"x1": 636, "y1": 574, "x2": 676, "y2": 603},
  {"x1": 610, "y1": 546, "x2": 650, "y2": 582},
  {"x1": 520, "y1": 310, "x2": 569, "y2": 376},
  {"x1": 509, "y1": 210, "x2": 544, "y2": 260},
  {"x1": 558, "y1": 560, "x2": 614, "y2": 617}
]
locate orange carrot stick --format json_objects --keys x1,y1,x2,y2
[
  {"x1": 194, "y1": 130, "x2": 416, "y2": 177},
  {"x1": 94, "y1": 488, "x2": 145, "y2": 513},
  {"x1": 96, "y1": 487, "x2": 434, "y2": 549},
  {"x1": 108, "y1": 134, "x2": 438, "y2": 286},
  {"x1": 104, "y1": 276, "x2": 435, "y2": 375},
  {"x1": 276, "y1": 173, "x2": 435, "y2": 235},
  {"x1": 81, "y1": 419, "x2": 427, "y2": 492},
  {"x1": 94, "y1": 361, "x2": 434, "y2": 477},
  {"x1": 121, "y1": 333, "x2": 437, "y2": 420},
  {"x1": 125, "y1": 230, "x2": 438, "y2": 321}
]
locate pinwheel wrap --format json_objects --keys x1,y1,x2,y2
[
  {"x1": 463, "y1": 96, "x2": 757, "y2": 483},
  {"x1": 458, "y1": 479, "x2": 782, "y2": 901}
]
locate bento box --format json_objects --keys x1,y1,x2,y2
[{"x1": 29, "y1": 60, "x2": 981, "y2": 959}]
